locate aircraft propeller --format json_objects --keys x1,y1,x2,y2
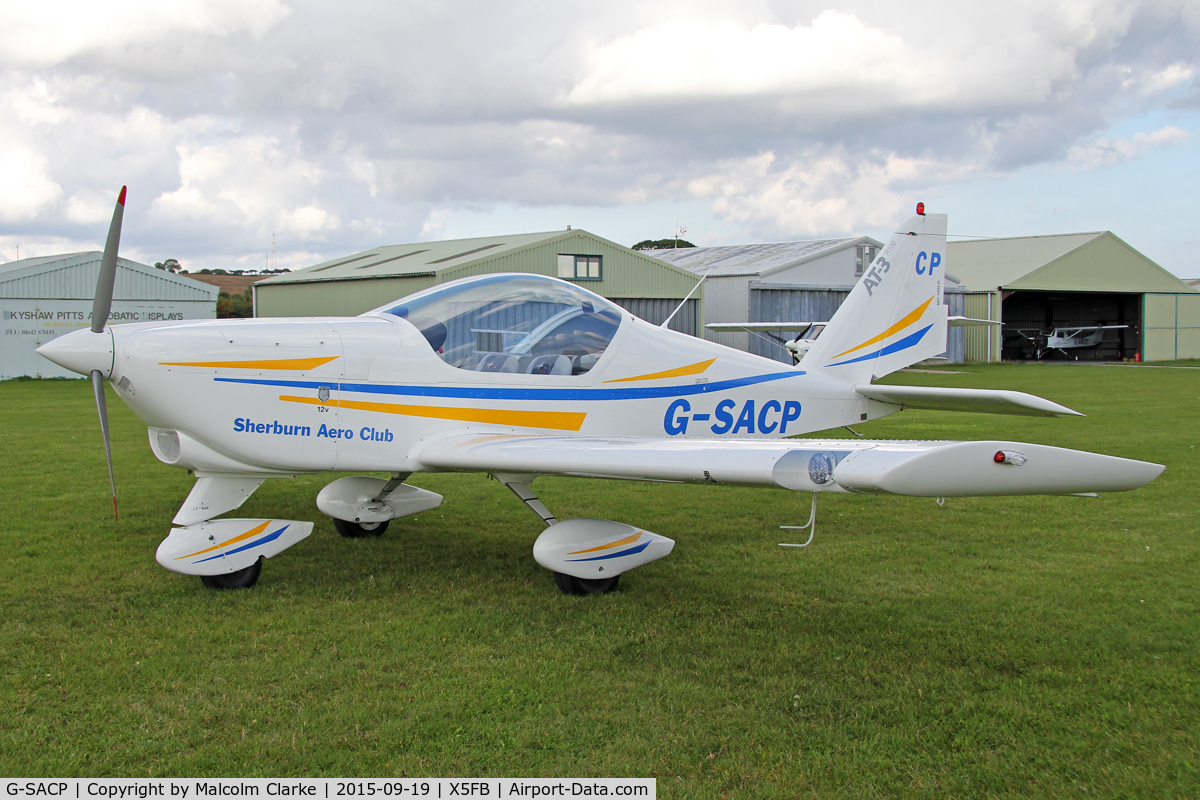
[{"x1": 91, "y1": 186, "x2": 126, "y2": 520}]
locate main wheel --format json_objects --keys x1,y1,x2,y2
[
  {"x1": 333, "y1": 518, "x2": 390, "y2": 538},
  {"x1": 200, "y1": 557, "x2": 262, "y2": 590},
  {"x1": 553, "y1": 571, "x2": 620, "y2": 596}
]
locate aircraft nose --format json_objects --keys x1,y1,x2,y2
[{"x1": 36, "y1": 328, "x2": 115, "y2": 378}]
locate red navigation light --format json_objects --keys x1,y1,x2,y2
[
  {"x1": 994, "y1": 450, "x2": 1006, "y2": 464},
  {"x1": 916, "y1": 202, "x2": 925, "y2": 215}
]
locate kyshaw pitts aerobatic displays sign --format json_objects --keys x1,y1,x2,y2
[{"x1": 1, "y1": 300, "x2": 212, "y2": 379}]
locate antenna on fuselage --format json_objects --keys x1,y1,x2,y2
[{"x1": 660, "y1": 265, "x2": 712, "y2": 331}]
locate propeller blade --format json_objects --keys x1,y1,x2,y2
[
  {"x1": 92, "y1": 369, "x2": 119, "y2": 520},
  {"x1": 92, "y1": 186, "x2": 126, "y2": 333}
]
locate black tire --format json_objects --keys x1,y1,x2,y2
[
  {"x1": 333, "y1": 518, "x2": 390, "y2": 538},
  {"x1": 553, "y1": 571, "x2": 620, "y2": 596},
  {"x1": 200, "y1": 557, "x2": 262, "y2": 590}
]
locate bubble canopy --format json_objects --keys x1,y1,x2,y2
[{"x1": 366, "y1": 273, "x2": 624, "y2": 375}]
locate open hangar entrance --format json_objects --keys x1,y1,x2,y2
[
  {"x1": 949, "y1": 231, "x2": 1197, "y2": 363},
  {"x1": 1001, "y1": 290, "x2": 1141, "y2": 361}
]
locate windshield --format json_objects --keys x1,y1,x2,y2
[{"x1": 368, "y1": 273, "x2": 623, "y2": 374}]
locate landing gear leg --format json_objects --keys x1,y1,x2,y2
[{"x1": 494, "y1": 473, "x2": 605, "y2": 596}]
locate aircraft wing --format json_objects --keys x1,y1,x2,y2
[
  {"x1": 417, "y1": 433, "x2": 1162, "y2": 497},
  {"x1": 855, "y1": 385, "x2": 1083, "y2": 417}
]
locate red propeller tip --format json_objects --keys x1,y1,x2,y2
[{"x1": 117, "y1": 186, "x2": 127, "y2": 206}]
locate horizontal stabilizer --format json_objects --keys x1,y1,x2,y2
[
  {"x1": 856, "y1": 385, "x2": 1083, "y2": 417},
  {"x1": 948, "y1": 316, "x2": 1000, "y2": 327},
  {"x1": 705, "y1": 322, "x2": 821, "y2": 332}
]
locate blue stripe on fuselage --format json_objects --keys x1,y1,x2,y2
[{"x1": 213, "y1": 370, "x2": 806, "y2": 401}]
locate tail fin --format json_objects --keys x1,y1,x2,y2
[{"x1": 802, "y1": 209, "x2": 948, "y2": 383}]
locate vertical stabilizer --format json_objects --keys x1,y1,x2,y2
[{"x1": 802, "y1": 210, "x2": 948, "y2": 383}]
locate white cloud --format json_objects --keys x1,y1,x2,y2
[
  {"x1": 689, "y1": 148, "x2": 956, "y2": 237},
  {"x1": 281, "y1": 204, "x2": 338, "y2": 235},
  {"x1": 566, "y1": 12, "x2": 938, "y2": 107},
  {"x1": 5, "y1": 80, "x2": 71, "y2": 125},
  {"x1": 0, "y1": 0, "x2": 291, "y2": 66},
  {"x1": 419, "y1": 209, "x2": 451, "y2": 242},
  {"x1": 151, "y1": 134, "x2": 337, "y2": 239},
  {"x1": 1123, "y1": 62, "x2": 1195, "y2": 95},
  {"x1": 561, "y1": 3, "x2": 1158, "y2": 117},
  {"x1": 1066, "y1": 126, "x2": 1192, "y2": 169},
  {"x1": 0, "y1": 0, "x2": 1197, "y2": 272},
  {"x1": 65, "y1": 189, "x2": 115, "y2": 224},
  {"x1": 0, "y1": 148, "x2": 62, "y2": 222}
]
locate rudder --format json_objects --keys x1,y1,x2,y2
[{"x1": 802, "y1": 208, "x2": 948, "y2": 383}]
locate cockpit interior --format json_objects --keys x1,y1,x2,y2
[{"x1": 369, "y1": 274, "x2": 624, "y2": 376}]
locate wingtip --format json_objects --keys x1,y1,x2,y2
[{"x1": 117, "y1": 186, "x2": 127, "y2": 206}]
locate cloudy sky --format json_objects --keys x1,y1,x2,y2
[{"x1": 2, "y1": 0, "x2": 1198, "y2": 277}]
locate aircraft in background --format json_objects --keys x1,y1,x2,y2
[
  {"x1": 38, "y1": 192, "x2": 1164, "y2": 594},
  {"x1": 1008, "y1": 324, "x2": 1131, "y2": 360},
  {"x1": 703, "y1": 322, "x2": 828, "y2": 365},
  {"x1": 1046, "y1": 325, "x2": 1130, "y2": 356}
]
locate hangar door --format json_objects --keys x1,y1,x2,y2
[
  {"x1": 611, "y1": 298, "x2": 699, "y2": 336},
  {"x1": 1001, "y1": 291, "x2": 1141, "y2": 361}
]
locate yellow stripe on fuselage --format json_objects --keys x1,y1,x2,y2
[
  {"x1": 603, "y1": 358, "x2": 716, "y2": 383},
  {"x1": 175, "y1": 520, "x2": 272, "y2": 560},
  {"x1": 831, "y1": 298, "x2": 933, "y2": 360},
  {"x1": 566, "y1": 531, "x2": 643, "y2": 555},
  {"x1": 280, "y1": 395, "x2": 587, "y2": 432},
  {"x1": 159, "y1": 356, "x2": 340, "y2": 370}
]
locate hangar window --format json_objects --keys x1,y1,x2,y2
[
  {"x1": 370, "y1": 273, "x2": 623, "y2": 375},
  {"x1": 855, "y1": 245, "x2": 878, "y2": 277},
  {"x1": 557, "y1": 254, "x2": 602, "y2": 280}
]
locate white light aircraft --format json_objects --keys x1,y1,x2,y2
[
  {"x1": 1046, "y1": 325, "x2": 1130, "y2": 355},
  {"x1": 703, "y1": 322, "x2": 828, "y2": 364},
  {"x1": 38, "y1": 191, "x2": 1164, "y2": 593}
]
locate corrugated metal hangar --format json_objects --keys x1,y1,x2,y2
[
  {"x1": 252, "y1": 226, "x2": 1196, "y2": 364},
  {"x1": 1, "y1": 252, "x2": 218, "y2": 379},
  {"x1": 647, "y1": 236, "x2": 893, "y2": 362},
  {"x1": 254, "y1": 229, "x2": 704, "y2": 335},
  {"x1": 948, "y1": 232, "x2": 1199, "y2": 362}
]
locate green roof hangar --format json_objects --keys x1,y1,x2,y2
[
  {"x1": 253, "y1": 229, "x2": 704, "y2": 335},
  {"x1": 948, "y1": 232, "x2": 1199, "y2": 362}
]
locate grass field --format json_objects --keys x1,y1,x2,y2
[{"x1": 1, "y1": 364, "x2": 1197, "y2": 796}]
